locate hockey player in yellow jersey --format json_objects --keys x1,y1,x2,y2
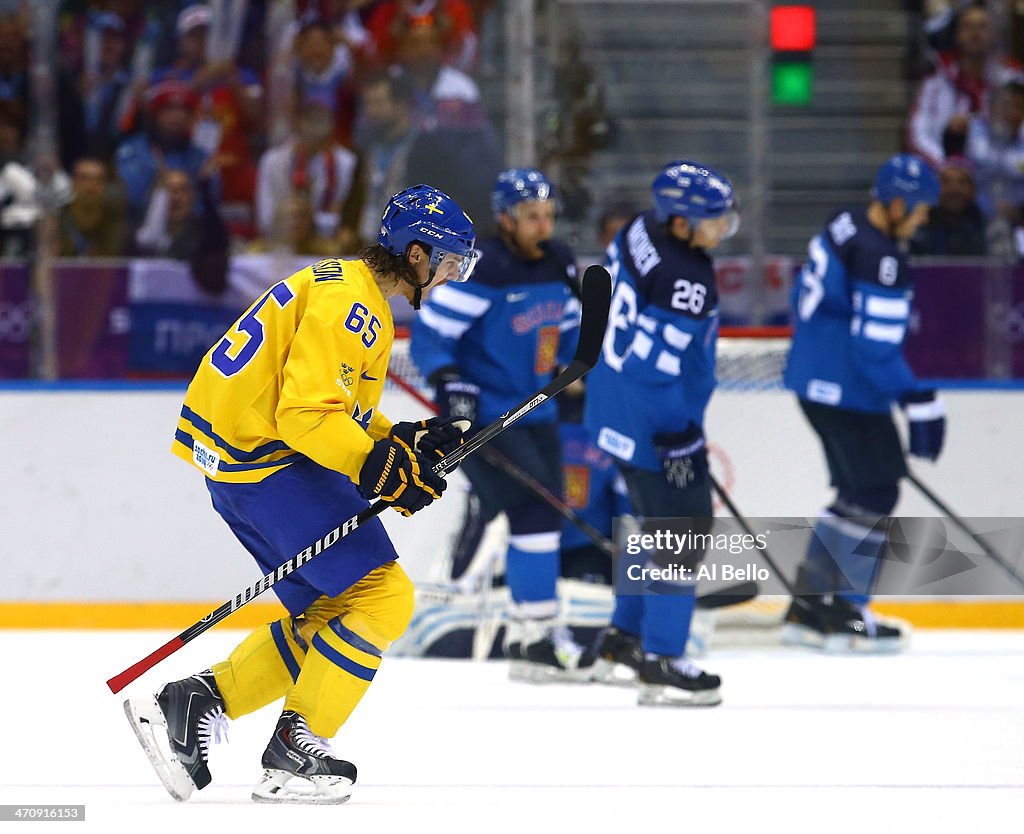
[{"x1": 125, "y1": 185, "x2": 479, "y2": 804}]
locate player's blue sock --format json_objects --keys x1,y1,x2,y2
[
  {"x1": 641, "y1": 587, "x2": 696, "y2": 657},
  {"x1": 611, "y1": 593, "x2": 643, "y2": 636},
  {"x1": 505, "y1": 533, "x2": 559, "y2": 605},
  {"x1": 804, "y1": 512, "x2": 885, "y2": 608}
]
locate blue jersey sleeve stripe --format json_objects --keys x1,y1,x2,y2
[
  {"x1": 630, "y1": 331, "x2": 654, "y2": 360},
  {"x1": 864, "y1": 295, "x2": 910, "y2": 320},
  {"x1": 311, "y1": 633, "x2": 377, "y2": 681},
  {"x1": 180, "y1": 405, "x2": 291, "y2": 461},
  {"x1": 861, "y1": 321, "x2": 906, "y2": 343},
  {"x1": 418, "y1": 305, "x2": 473, "y2": 339},
  {"x1": 429, "y1": 284, "x2": 492, "y2": 317},
  {"x1": 662, "y1": 323, "x2": 694, "y2": 351},
  {"x1": 637, "y1": 314, "x2": 658, "y2": 333},
  {"x1": 654, "y1": 351, "x2": 682, "y2": 376}
]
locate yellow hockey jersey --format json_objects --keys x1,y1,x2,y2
[{"x1": 172, "y1": 257, "x2": 396, "y2": 484}]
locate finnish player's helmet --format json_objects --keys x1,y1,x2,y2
[
  {"x1": 491, "y1": 167, "x2": 556, "y2": 218},
  {"x1": 872, "y1": 154, "x2": 940, "y2": 211},
  {"x1": 652, "y1": 160, "x2": 737, "y2": 223},
  {"x1": 379, "y1": 184, "x2": 478, "y2": 283}
]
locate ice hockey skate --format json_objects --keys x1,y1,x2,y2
[
  {"x1": 123, "y1": 671, "x2": 228, "y2": 801},
  {"x1": 251, "y1": 711, "x2": 357, "y2": 804},
  {"x1": 781, "y1": 596, "x2": 908, "y2": 653},
  {"x1": 591, "y1": 626, "x2": 644, "y2": 686},
  {"x1": 505, "y1": 619, "x2": 595, "y2": 683},
  {"x1": 637, "y1": 656, "x2": 722, "y2": 706}
]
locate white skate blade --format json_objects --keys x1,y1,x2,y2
[
  {"x1": 637, "y1": 683, "x2": 722, "y2": 707},
  {"x1": 780, "y1": 623, "x2": 826, "y2": 650},
  {"x1": 252, "y1": 769, "x2": 353, "y2": 805},
  {"x1": 822, "y1": 633, "x2": 907, "y2": 655},
  {"x1": 123, "y1": 697, "x2": 195, "y2": 802},
  {"x1": 590, "y1": 658, "x2": 638, "y2": 687},
  {"x1": 508, "y1": 660, "x2": 593, "y2": 684},
  {"x1": 782, "y1": 624, "x2": 907, "y2": 654}
]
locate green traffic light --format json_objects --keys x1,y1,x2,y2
[{"x1": 772, "y1": 61, "x2": 813, "y2": 106}]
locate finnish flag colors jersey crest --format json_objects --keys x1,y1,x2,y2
[
  {"x1": 584, "y1": 209, "x2": 720, "y2": 471},
  {"x1": 410, "y1": 234, "x2": 581, "y2": 426},
  {"x1": 783, "y1": 206, "x2": 918, "y2": 413}
]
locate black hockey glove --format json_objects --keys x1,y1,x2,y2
[
  {"x1": 389, "y1": 417, "x2": 472, "y2": 461},
  {"x1": 903, "y1": 389, "x2": 946, "y2": 461},
  {"x1": 653, "y1": 424, "x2": 708, "y2": 489},
  {"x1": 357, "y1": 438, "x2": 447, "y2": 516},
  {"x1": 432, "y1": 371, "x2": 480, "y2": 425}
]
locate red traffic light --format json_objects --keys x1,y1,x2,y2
[{"x1": 770, "y1": 5, "x2": 816, "y2": 52}]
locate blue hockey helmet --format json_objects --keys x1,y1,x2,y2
[
  {"x1": 652, "y1": 160, "x2": 740, "y2": 239},
  {"x1": 491, "y1": 167, "x2": 556, "y2": 218},
  {"x1": 872, "y1": 154, "x2": 939, "y2": 211},
  {"x1": 379, "y1": 184, "x2": 479, "y2": 283}
]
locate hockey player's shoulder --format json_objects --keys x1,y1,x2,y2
[
  {"x1": 299, "y1": 257, "x2": 379, "y2": 296},
  {"x1": 300, "y1": 257, "x2": 386, "y2": 313},
  {"x1": 619, "y1": 211, "x2": 664, "y2": 278},
  {"x1": 452, "y1": 238, "x2": 500, "y2": 289},
  {"x1": 305, "y1": 257, "x2": 354, "y2": 284},
  {"x1": 825, "y1": 209, "x2": 861, "y2": 250},
  {"x1": 830, "y1": 209, "x2": 910, "y2": 289},
  {"x1": 542, "y1": 237, "x2": 575, "y2": 268},
  {"x1": 470, "y1": 237, "x2": 535, "y2": 289}
]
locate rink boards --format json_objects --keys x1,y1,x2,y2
[{"x1": 2, "y1": 388, "x2": 1022, "y2": 625}]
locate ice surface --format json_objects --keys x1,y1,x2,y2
[{"x1": 1, "y1": 630, "x2": 1021, "y2": 833}]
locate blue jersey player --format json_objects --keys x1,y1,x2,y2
[
  {"x1": 558, "y1": 390, "x2": 632, "y2": 585},
  {"x1": 584, "y1": 161, "x2": 740, "y2": 706},
  {"x1": 782, "y1": 154, "x2": 944, "y2": 652},
  {"x1": 410, "y1": 167, "x2": 591, "y2": 682}
]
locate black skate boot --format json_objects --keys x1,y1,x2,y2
[
  {"x1": 252, "y1": 711, "x2": 357, "y2": 804},
  {"x1": 124, "y1": 671, "x2": 228, "y2": 801},
  {"x1": 637, "y1": 656, "x2": 722, "y2": 706},
  {"x1": 781, "y1": 595, "x2": 907, "y2": 654},
  {"x1": 591, "y1": 626, "x2": 644, "y2": 686},
  {"x1": 507, "y1": 620, "x2": 595, "y2": 683}
]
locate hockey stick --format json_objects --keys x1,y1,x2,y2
[
  {"x1": 387, "y1": 369, "x2": 757, "y2": 610},
  {"x1": 905, "y1": 470, "x2": 1024, "y2": 591},
  {"x1": 710, "y1": 472, "x2": 787, "y2": 596},
  {"x1": 386, "y1": 368, "x2": 614, "y2": 557},
  {"x1": 106, "y1": 265, "x2": 613, "y2": 694}
]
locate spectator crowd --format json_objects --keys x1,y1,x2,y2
[
  {"x1": 1, "y1": 1, "x2": 1024, "y2": 277},
  {"x1": 907, "y1": 1, "x2": 1024, "y2": 257},
  {"x1": 0, "y1": 0, "x2": 500, "y2": 290}
]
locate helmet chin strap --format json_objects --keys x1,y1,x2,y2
[{"x1": 405, "y1": 249, "x2": 438, "y2": 311}]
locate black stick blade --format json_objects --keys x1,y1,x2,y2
[{"x1": 573, "y1": 265, "x2": 612, "y2": 368}]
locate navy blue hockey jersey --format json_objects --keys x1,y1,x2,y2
[
  {"x1": 784, "y1": 207, "x2": 919, "y2": 413},
  {"x1": 559, "y1": 421, "x2": 631, "y2": 551},
  {"x1": 410, "y1": 236, "x2": 580, "y2": 425},
  {"x1": 584, "y1": 210, "x2": 720, "y2": 471}
]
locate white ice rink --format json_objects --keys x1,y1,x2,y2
[{"x1": 1, "y1": 629, "x2": 1021, "y2": 833}]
